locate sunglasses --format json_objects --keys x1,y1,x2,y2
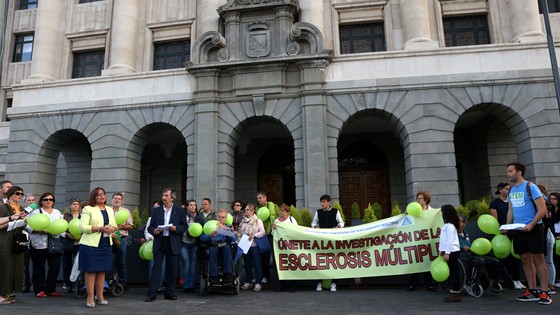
[
  {"x1": 14, "y1": 192, "x2": 24, "y2": 196},
  {"x1": 42, "y1": 198, "x2": 54, "y2": 202}
]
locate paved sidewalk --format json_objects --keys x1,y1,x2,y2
[{"x1": 4, "y1": 284, "x2": 557, "y2": 314}]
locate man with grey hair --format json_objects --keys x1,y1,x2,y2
[{"x1": 145, "y1": 188, "x2": 187, "y2": 302}]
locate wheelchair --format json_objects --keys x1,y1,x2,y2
[
  {"x1": 73, "y1": 251, "x2": 125, "y2": 299},
  {"x1": 462, "y1": 254, "x2": 508, "y2": 297},
  {"x1": 437, "y1": 253, "x2": 508, "y2": 298},
  {"x1": 199, "y1": 240, "x2": 240, "y2": 296}
]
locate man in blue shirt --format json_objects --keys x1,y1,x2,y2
[{"x1": 506, "y1": 162, "x2": 551, "y2": 305}]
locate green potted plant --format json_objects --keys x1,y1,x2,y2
[{"x1": 351, "y1": 202, "x2": 362, "y2": 226}]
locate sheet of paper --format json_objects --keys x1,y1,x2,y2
[
  {"x1": 499, "y1": 223, "x2": 526, "y2": 230},
  {"x1": 216, "y1": 228, "x2": 236, "y2": 238},
  {"x1": 238, "y1": 234, "x2": 253, "y2": 254},
  {"x1": 7, "y1": 219, "x2": 26, "y2": 231},
  {"x1": 158, "y1": 224, "x2": 173, "y2": 230}
]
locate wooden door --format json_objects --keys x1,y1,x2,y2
[
  {"x1": 339, "y1": 169, "x2": 390, "y2": 225},
  {"x1": 258, "y1": 173, "x2": 283, "y2": 205}
]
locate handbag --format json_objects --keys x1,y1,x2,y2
[
  {"x1": 13, "y1": 230, "x2": 29, "y2": 253},
  {"x1": 47, "y1": 235, "x2": 63, "y2": 255},
  {"x1": 254, "y1": 236, "x2": 271, "y2": 254}
]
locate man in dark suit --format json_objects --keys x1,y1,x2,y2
[{"x1": 145, "y1": 188, "x2": 187, "y2": 302}]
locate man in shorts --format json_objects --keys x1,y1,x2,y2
[{"x1": 506, "y1": 162, "x2": 551, "y2": 305}]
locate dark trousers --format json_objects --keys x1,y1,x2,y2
[
  {"x1": 30, "y1": 247, "x2": 61, "y2": 294},
  {"x1": 147, "y1": 237, "x2": 178, "y2": 298},
  {"x1": 23, "y1": 248, "x2": 31, "y2": 290},
  {"x1": 62, "y1": 245, "x2": 79, "y2": 288},
  {"x1": 261, "y1": 235, "x2": 272, "y2": 279},
  {"x1": 448, "y1": 251, "x2": 461, "y2": 292},
  {"x1": 208, "y1": 245, "x2": 233, "y2": 277},
  {"x1": 244, "y1": 246, "x2": 262, "y2": 284}
]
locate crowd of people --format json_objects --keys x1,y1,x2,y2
[{"x1": 1, "y1": 160, "x2": 559, "y2": 308}]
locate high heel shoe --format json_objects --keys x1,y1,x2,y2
[
  {"x1": 86, "y1": 299, "x2": 96, "y2": 308},
  {"x1": 95, "y1": 296, "x2": 108, "y2": 305}
]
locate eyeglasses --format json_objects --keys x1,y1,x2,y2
[
  {"x1": 244, "y1": 208, "x2": 251, "y2": 211},
  {"x1": 14, "y1": 192, "x2": 24, "y2": 196},
  {"x1": 96, "y1": 193, "x2": 105, "y2": 196},
  {"x1": 234, "y1": 204, "x2": 241, "y2": 207},
  {"x1": 42, "y1": 198, "x2": 54, "y2": 202}
]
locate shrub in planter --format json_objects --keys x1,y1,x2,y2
[
  {"x1": 391, "y1": 201, "x2": 402, "y2": 216},
  {"x1": 351, "y1": 202, "x2": 361, "y2": 220}
]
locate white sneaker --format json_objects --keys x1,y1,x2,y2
[
  {"x1": 240, "y1": 283, "x2": 254, "y2": 290},
  {"x1": 261, "y1": 278, "x2": 268, "y2": 284},
  {"x1": 330, "y1": 283, "x2": 337, "y2": 292},
  {"x1": 253, "y1": 284, "x2": 262, "y2": 292},
  {"x1": 316, "y1": 282, "x2": 322, "y2": 291},
  {"x1": 515, "y1": 281, "x2": 526, "y2": 290}
]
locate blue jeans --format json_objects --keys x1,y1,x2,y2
[
  {"x1": 243, "y1": 246, "x2": 262, "y2": 284},
  {"x1": 180, "y1": 242, "x2": 198, "y2": 288},
  {"x1": 546, "y1": 229, "x2": 556, "y2": 286},
  {"x1": 207, "y1": 244, "x2": 233, "y2": 278},
  {"x1": 114, "y1": 237, "x2": 128, "y2": 284}
]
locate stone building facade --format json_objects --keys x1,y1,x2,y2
[{"x1": 1, "y1": 0, "x2": 560, "y2": 219}]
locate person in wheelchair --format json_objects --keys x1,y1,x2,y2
[
  {"x1": 200, "y1": 208, "x2": 235, "y2": 285},
  {"x1": 457, "y1": 214, "x2": 503, "y2": 295}
]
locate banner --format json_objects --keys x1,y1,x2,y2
[{"x1": 273, "y1": 208, "x2": 444, "y2": 280}]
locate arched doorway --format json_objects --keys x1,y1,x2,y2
[
  {"x1": 338, "y1": 141, "x2": 390, "y2": 224},
  {"x1": 135, "y1": 123, "x2": 187, "y2": 209},
  {"x1": 38, "y1": 129, "x2": 92, "y2": 204},
  {"x1": 233, "y1": 118, "x2": 294, "y2": 205},
  {"x1": 454, "y1": 104, "x2": 517, "y2": 203},
  {"x1": 258, "y1": 145, "x2": 295, "y2": 206}
]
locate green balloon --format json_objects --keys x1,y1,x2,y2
[
  {"x1": 47, "y1": 218, "x2": 69, "y2": 235},
  {"x1": 556, "y1": 239, "x2": 560, "y2": 256},
  {"x1": 138, "y1": 243, "x2": 147, "y2": 260},
  {"x1": 115, "y1": 210, "x2": 129, "y2": 225},
  {"x1": 431, "y1": 259, "x2": 450, "y2": 282},
  {"x1": 471, "y1": 238, "x2": 492, "y2": 255},
  {"x1": 68, "y1": 218, "x2": 81, "y2": 239},
  {"x1": 189, "y1": 222, "x2": 203, "y2": 237},
  {"x1": 477, "y1": 214, "x2": 500, "y2": 235},
  {"x1": 143, "y1": 240, "x2": 153, "y2": 260},
  {"x1": 406, "y1": 202, "x2": 422, "y2": 217},
  {"x1": 225, "y1": 213, "x2": 233, "y2": 226},
  {"x1": 203, "y1": 220, "x2": 218, "y2": 235},
  {"x1": 491, "y1": 235, "x2": 511, "y2": 259},
  {"x1": 257, "y1": 207, "x2": 270, "y2": 221},
  {"x1": 321, "y1": 279, "x2": 331, "y2": 290},
  {"x1": 26, "y1": 213, "x2": 51, "y2": 231},
  {"x1": 430, "y1": 256, "x2": 444, "y2": 274}
]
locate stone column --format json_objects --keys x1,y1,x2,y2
[
  {"x1": 24, "y1": 0, "x2": 64, "y2": 83},
  {"x1": 102, "y1": 0, "x2": 139, "y2": 75},
  {"x1": 196, "y1": 0, "x2": 224, "y2": 38},
  {"x1": 400, "y1": 0, "x2": 437, "y2": 50},
  {"x1": 300, "y1": 0, "x2": 324, "y2": 38},
  {"x1": 508, "y1": 0, "x2": 545, "y2": 43},
  {"x1": 404, "y1": 129, "x2": 460, "y2": 207},
  {"x1": 298, "y1": 60, "x2": 329, "y2": 209},
  {"x1": 193, "y1": 101, "x2": 219, "y2": 202}
]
